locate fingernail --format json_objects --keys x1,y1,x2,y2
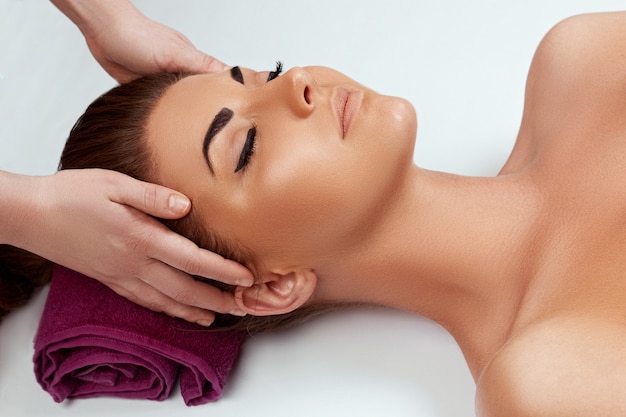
[
  {"x1": 235, "y1": 278, "x2": 254, "y2": 287},
  {"x1": 230, "y1": 308, "x2": 247, "y2": 317},
  {"x1": 197, "y1": 319, "x2": 214, "y2": 327},
  {"x1": 169, "y1": 194, "x2": 190, "y2": 213}
]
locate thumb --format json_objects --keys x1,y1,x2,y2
[
  {"x1": 176, "y1": 47, "x2": 228, "y2": 74},
  {"x1": 113, "y1": 176, "x2": 191, "y2": 219}
]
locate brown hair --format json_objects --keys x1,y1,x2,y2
[
  {"x1": 0, "y1": 246, "x2": 52, "y2": 323},
  {"x1": 0, "y1": 73, "x2": 341, "y2": 331}
]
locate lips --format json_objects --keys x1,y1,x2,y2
[{"x1": 335, "y1": 88, "x2": 363, "y2": 138}]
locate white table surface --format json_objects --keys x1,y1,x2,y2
[{"x1": 1, "y1": 1, "x2": 622, "y2": 416}]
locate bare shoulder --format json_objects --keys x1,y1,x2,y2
[
  {"x1": 527, "y1": 11, "x2": 626, "y2": 113},
  {"x1": 504, "y1": 11, "x2": 626, "y2": 173},
  {"x1": 537, "y1": 12, "x2": 626, "y2": 74},
  {"x1": 524, "y1": 11, "x2": 626, "y2": 104},
  {"x1": 475, "y1": 315, "x2": 626, "y2": 417}
]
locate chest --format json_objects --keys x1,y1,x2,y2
[{"x1": 475, "y1": 316, "x2": 626, "y2": 417}]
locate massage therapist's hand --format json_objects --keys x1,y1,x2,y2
[
  {"x1": 9, "y1": 169, "x2": 252, "y2": 326},
  {"x1": 51, "y1": 0, "x2": 227, "y2": 83}
]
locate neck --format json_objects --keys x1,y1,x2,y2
[{"x1": 317, "y1": 166, "x2": 543, "y2": 378}]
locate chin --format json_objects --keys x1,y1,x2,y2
[{"x1": 387, "y1": 95, "x2": 418, "y2": 155}]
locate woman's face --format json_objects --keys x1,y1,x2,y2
[{"x1": 148, "y1": 65, "x2": 416, "y2": 270}]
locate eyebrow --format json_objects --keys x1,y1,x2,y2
[
  {"x1": 230, "y1": 66, "x2": 244, "y2": 84},
  {"x1": 203, "y1": 107, "x2": 234, "y2": 175}
]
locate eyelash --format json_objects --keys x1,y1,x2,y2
[
  {"x1": 267, "y1": 61, "x2": 283, "y2": 82},
  {"x1": 234, "y1": 62, "x2": 282, "y2": 173},
  {"x1": 235, "y1": 124, "x2": 257, "y2": 173}
]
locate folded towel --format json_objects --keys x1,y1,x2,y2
[{"x1": 33, "y1": 265, "x2": 246, "y2": 406}]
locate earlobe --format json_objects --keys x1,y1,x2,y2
[{"x1": 234, "y1": 268, "x2": 317, "y2": 316}]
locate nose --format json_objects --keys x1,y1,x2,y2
[{"x1": 278, "y1": 67, "x2": 315, "y2": 117}]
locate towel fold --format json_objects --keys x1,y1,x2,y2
[{"x1": 33, "y1": 265, "x2": 246, "y2": 406}]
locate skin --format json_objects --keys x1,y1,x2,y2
[
  {"x1": 149, "y1": 66, "x2": 415, "y2": 270},
  {"x1": 51, "y1": 0, "x2": 226, "y2": 82},
  {"x1": 1, "y1": 0, "x2": 248, "y2": 327},
  {"x1": 147, "y1": 12, "x2": 626, "y2": 416}
]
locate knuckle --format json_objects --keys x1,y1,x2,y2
[
  {"x1": 178, "y1": 246, "x2": 230, "y2": 279},
  {"x1": 173, "y1": 279, "x2": 233, "y2": 314},
  {"x1": 143, "y1": 184, "x2": 160, "y2": 212},
  {"x1": 124, "y1": 233, "x2": 149, "y2": 256},
  {"x1": 212, "y1": 290, "x2": 233, "y2": 314},
  {"x1": 159, "y1": 47, "x2": 183, "y2": 70},
  {"x1": 108, "y1": 283, "x2": 133, "y2": 300},
  {"x1": 146, "y1": 298, "x2": 166, "y2": 314},
  {"x1": 202, "y1": 54, "x2": 217, "y2": 67},
  {"x1": 180, "y1": 253, "x2": 202, "y2": 276},
  {"x1": 171, "y1": 287, "x2": 196, "y2": 305},
  {"x1": 97, "y1": 169, "x2": 123, "y2": 189},
  {"x1": 174, "y1": 308, "x2": 214, "y2": 325},
  {"x1": 124, "y1": 221, "x2": 160, "y2": 256}
]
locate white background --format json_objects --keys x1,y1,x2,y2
[{"x1": 0, "y1": 1, "x2": 623, "y2": 416}]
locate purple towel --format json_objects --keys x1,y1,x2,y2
[{"x1": 33, "y1": 265, "x2": 246, "y2": 406}]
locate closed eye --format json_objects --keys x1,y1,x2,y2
[
  {"x1": 231, "y1": 62, "x2": 282, "y2": 85},
  {"x1": 235, "y1": 125, "x2": 257, "y2": 173},
  {"x1": 229, "y1": 61, "x2": 282, "y2": 173}
]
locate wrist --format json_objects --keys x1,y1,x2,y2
[
  {"x1": 50, "y1": 0, "x2": 142, "y2": 39},
  {"x1": 0, "y1": 171, "x2": 47, "y2": 248}
]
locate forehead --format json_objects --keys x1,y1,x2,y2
[
  {"x1": 153, "y1": 72, "x2": 231, "y2": 119},
  {"x1": 146, "y1": 68, "x2": 259, "y2": 156},
  {"x1": 146, "y1": 73, "x2": 226, "y2": 191}
]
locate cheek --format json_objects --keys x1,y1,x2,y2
[
  {"x1": 250, "y1": 144, "x2": 347, "y2": 245},
  {"x1": 226, "y1": 96, "x2": 417, "y2": 260},
  {"x1": 241, "y1": 141, "x2": 383, "y2": 259}
]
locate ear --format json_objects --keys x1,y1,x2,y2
[{"x1": 234, "y1": 268, "x2": 317, "y2": 316}]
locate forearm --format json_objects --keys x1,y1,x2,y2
[
  {"x1": 49, "y1": 0, "x2": 142, "y2": 38},
  {"x1": 0, "y1": 170, "x2": 42, "y2": 248}
]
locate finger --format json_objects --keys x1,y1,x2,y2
[
  {"x1": 107, "y1": 279, "x2": 217, "y2": 326},
  {"x1": 107, "y1": 171, "x2": 254, "y2": 285},
  {"x1": 104, "y1": 62, "x2": 141, "y2": 84},
  {"x1": 198, "y1": 54, "x2": 229, "y2": 73},
  {"x1": 114, "y1": 71, "x2": 142, "y2": 84},
  {"x1": 149, "y1": 229, "x2": 255, "y2": 287},
  {"x1": 139, "y1": 261, "x2": 245, "y2": 315},
  {"x1": 175, "y1": 47, "x2": 228, "y2": 74},
  {"x1": 109, "y1": 173, "x2": 191, "y2": 219}
]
